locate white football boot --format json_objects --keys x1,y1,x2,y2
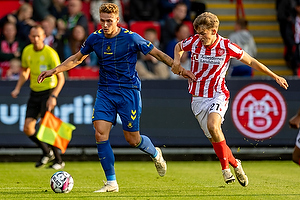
[
  {"x1": 222, "y1": 168, "x2": 235, "y2": 184},
  {"x1": 94, "y1": 181, "x2": 119, "y2": 193},
  {"x1": 152, "y1": 147, "x2": 167, "y2": 177},
  {"x1": 234, "y1": 159, "x2": 249, "y2": 187}
]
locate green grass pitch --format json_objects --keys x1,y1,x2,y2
[{"x1": 0, "y1": 161, "x2": 299, "y2": 200}]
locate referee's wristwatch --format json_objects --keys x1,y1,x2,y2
[{"x1": 51, "y1": 94, "x2": 57, "y2": 99}]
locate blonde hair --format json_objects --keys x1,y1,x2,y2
[
  {"x1": 99, "y1": 3, "x2": 119, "y2": 16},
  {"x1": 193, "y1": 12, "x2": 219, "y2": 31}
]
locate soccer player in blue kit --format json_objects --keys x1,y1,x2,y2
[{"x1": 38, "y1": 3, "x2": 195, "y2": 192}]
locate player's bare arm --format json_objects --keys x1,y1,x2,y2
[
  {"x1": 289, "y1": 109, "x2": 300, "y2": 129},
  {"x1": 240, "y1": 52, "x2": 289, "y2": 90},
  {"x1": 38, "y1": 51, "x2": 88, "y2": 83},
  {"x1": 46, "y1": 71, "x2": 65, "y2": 111},
  {"x1": 172, "y1": 42, "x2": 185, "y2": 75},
  {"x1": 149, "y1": 46, "x2": 174, "y2": 66},
  {"x1": 149, "y1": 46, "x2": 195, "y2": 80}
]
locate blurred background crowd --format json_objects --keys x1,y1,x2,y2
[
  {"x1": 0, "y1": 0, "x2": 205, "y2": 81},
  {"x1": 1, "y1": 0, "x2": 300, "y2": 81}
]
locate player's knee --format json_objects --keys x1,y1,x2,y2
[
  {"x1": 94, "y1": 131, "x2": 108, "y2": 142},
  {"x1": 126, "y1": 137, "x2": 139, "y2": 147},
  {"x1": 207, "y1": 122, "x2": 219, "y2": 134}
]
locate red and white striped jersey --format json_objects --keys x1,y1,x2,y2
[{"x1": 181, "y1": 34, "x2": 244, "y2": 100}]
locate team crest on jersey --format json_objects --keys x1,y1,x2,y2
[
  {"x1": 217, "y1": 49, "x2": 225, "y2": 56},
  {"x1": 40, "y1": 65, "x2": 47, "y2": 71},
  {"x1": 104, "y1": 43, "x2": 113, "y2": 55},
  {"x1": 106, "y1": 43, "x2": 111, "y2": 52},
  {"x1": 127, "y1": 121, "x2": 133, "y2": 128}
]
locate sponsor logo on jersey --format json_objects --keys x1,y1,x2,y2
[{"x1": 231, "y1": 83, "x2": 286, "y2": 140}]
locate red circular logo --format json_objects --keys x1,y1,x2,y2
[{"x1": 231, "y1": 83, "x2": 286, "y2": 140}]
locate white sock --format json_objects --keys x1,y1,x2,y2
[{"x1": 107, "y1": 180, "x2": 118, "y2": 186}]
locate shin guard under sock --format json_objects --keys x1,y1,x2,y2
[
  {"x1": 135, "y1": 135, "x2": 157, "y2": 158},
  {"x1": 97, "y1": 140, "x2": 116, "y2": 181},
  {"x1": 212, "y1": 140, "x2": 229, "y2": 170}
]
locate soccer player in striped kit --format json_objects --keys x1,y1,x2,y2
[
  {"x1": 38, "y1": 3, "x2": 194, "y2": 192},
  {"x1": 172, "y1": 12, "x2": 289, "y2": 186}
]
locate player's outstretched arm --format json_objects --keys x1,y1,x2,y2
[
  {"x1": 38, "y1": 51, "x2": 88, "y2": 83},
  {"x1": 172, "y1": 42, "x2": 185, "y2": 75},
  {"x1": 149, "y1": 46, "x2": 195, "y2": 80},
  {"x1": 240, "y1": 52, "x2": 289, "y2": 90}
]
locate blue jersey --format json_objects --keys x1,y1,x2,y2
[{"x1": 81, "y1": 27, "x2": 154, "y2": 91}]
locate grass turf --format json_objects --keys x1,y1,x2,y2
[{"x1": 0, "y1": 161, "x2": 299, "y2": 200}]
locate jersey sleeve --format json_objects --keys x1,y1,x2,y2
[
  {"x1": 181, "y1": 35, "x2": 197, "y2": 52},
  {"x1": 228, "y1": 41, "x2": 244, "y2": 60},
  {"x1": 132, "y1": 32, "x2": 154, "y2": 55},
  {"x1": 80, "y1": 34, "x2": 95, "y2": 55}
]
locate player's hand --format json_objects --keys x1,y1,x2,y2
[
  {"x1": 172, "y1": 62, "x2": 196, "y2": 80},
  {"x1": 181, "y1": 69, "x2": 196, "y2": 80},
  {"x1": 38, "y1": 70, "x2": 54, "y2": 83},
  {"x1": 275, "y1": 76, "x2": 288, "y2": 90}
]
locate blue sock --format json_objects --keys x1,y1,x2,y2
[
  {"x1": 136, "y1": 135, "x2": 158, "y2": 158},
  {"x1": 96, "y1": 140, "x2": 116, "y2": 181}
]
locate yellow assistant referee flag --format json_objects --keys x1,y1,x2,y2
[{"x1": 37, "y1": 111, "x2": 75, "y2": 154}]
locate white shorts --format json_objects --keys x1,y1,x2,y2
[
  {"x1": 191, "y1": 93, "x2": 229, "y2": 138},
  {"x1": 296, "y1": 130, "x2": 300, "y2": 149}
]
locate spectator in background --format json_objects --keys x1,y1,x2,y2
[
  {"x1": 159, "y1": 0, "x2": 190, "y2": 21},
  {"x1": 0, "y1": 3, "x2": 37, "y2": 45},
  {"x1": 129, "y1": 0, "x2": 160, "y2": 21},
  {"x1": 290, "y1": 0, "x2": 300, "y2": 75},
  {"x1": 166, "y1": 23, "x2": 191, "y2": 79},
  {"x1": 49, "y1": 0, "x2": 68, "y2": 20},
  {"x1": 0, "y1": 22, "x2": 25, "y2": 76},
  {"x1": 41, "y1": 15, "x2": 64, "y2": 61},
  {"x1": 64, "y1": 25, "x2": 98, "y2": 67},
  {"x1": 5, "y1": 58, "x2": 21, "y2": 81},
  {"x1": 58, "y1": 0, "x2": 89, "y2": 38},
  {"x1": 276, "y1": 0, "x2": 295, "y2": 71},
  {"x1": 228, "y1": 18, "x2": 257, "y2": 77},
  {"x1": 190, "y1": 0, "x2": 206, "y2": 21},
  {"x1": 161, "y1": 2, "x2": 188, "y2": 51},
  {"x1": 289, "y1": 108, "x2": 300, "y2": 166},
  {"x1": 32, "y1": 0, "x2": 51, "y2": 21},
  {"x1": 91, "y1": 0, "x2": 124, "y2": 23},
  {"x1": 136, "y1": 28, "x2": 170, "y2": 80}
]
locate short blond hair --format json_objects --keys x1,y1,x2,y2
[
  {"x1": 99, "y1": 3, "x2": 119, "y2": 15},
  {"x1": 193, "y1": 12, "x2": 219, "y2": 31}
]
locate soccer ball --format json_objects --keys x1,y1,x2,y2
[{"x1": 50, "y1": 171, "x2": 74, "y2": 193}]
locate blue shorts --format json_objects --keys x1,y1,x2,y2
[{"x1": 92, "y1": 88, "x2": 142, "y2": 132}]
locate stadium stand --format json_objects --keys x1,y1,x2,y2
[
  {"x1": 68, "y1": 67, "x2": 99, "y2": 80},
  {"x1": 129, "y1": 21, "x2": 161, "y2": 39}
]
